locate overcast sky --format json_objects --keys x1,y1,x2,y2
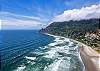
[{"x1": 0, "y1": 0, "x2": 100, "y2": 30}]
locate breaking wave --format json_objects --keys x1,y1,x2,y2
[{"x1": 14, "y1": 34, "x2": 85, "y2": 71}]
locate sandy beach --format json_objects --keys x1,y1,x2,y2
[
  {"x1": 70, "y1": 39, "x2": 100, "y2": 71},
  {"x1": 79, "y1": 44, "x2": 100, "y2": 71},
  {"x1": 46, "y1": 33, "x2": 100, "y2": 71}
]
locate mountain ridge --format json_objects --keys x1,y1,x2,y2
[
  {"x1": 40, "y1": 18, "x2": 99, "y2": 38},
  {"x1": 40, "y1": 18, "x2": 100, "y2": 49}
]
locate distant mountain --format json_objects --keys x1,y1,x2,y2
[{"x1": 40, "y1": 18, "x2": 99, "y2": 39}]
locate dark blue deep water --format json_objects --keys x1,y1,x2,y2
[
  {"x1": 0, "y1": 30, "x2": 54, "y2": 71},
  {"x1": 0, "y1": 30, "x2": 85, "y2": 71}
]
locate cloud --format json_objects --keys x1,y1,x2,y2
[
  {"x1": 0, "y1": 12, "x2": 45, "y2": 30},
  {"x1": 0, "y1": 20, "x2": 1, "y2": 30},
  {"x1": 52, "y1": 4, "x2": 100, "y2": 22},
  {"x1": 0, "y1": 12, "x2": 42, "y2": 21},
  {"x1": 2, "y1": 19, "x2": 43, "y2": 30}
]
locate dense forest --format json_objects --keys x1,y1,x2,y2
[
  {"x1": 40, "y1": 18, "x2": 100, "y2": 50},
  {"x1": 40, "y1": 19, "x2": 99, "y2": 38}
]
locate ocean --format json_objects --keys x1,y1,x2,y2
[{"x1": 0, "y1": 30, "x2": 85, "y2": 71}]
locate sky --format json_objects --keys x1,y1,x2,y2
[
  {"x1": 53, "y1": 4, "x2": 100, "y2": 22},
  {"x1": 0, "y1": 0, "x2": 100, "y2": 30}
]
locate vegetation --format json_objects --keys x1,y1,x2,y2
[{"x1": 40, "y1": 18, "x2": 100, "y2": 52}]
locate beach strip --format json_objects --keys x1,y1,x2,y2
[{"x1": 45, "y1": 33, "x2": 100, "y2": 71}]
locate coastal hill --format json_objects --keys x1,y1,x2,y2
[
  {"x1": 40, "y1": 18, "x2": 100, "y2": 52},
  {"x1": 40, "y1": 18, "x2": 99, "y2": 37}
]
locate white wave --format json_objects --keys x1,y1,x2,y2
[
  {"x1": 68, "y1": 42, "x2": 73, "y2": 47},
  {"x1": 27, "y1": 61, "x2": 31, "y2": 63},
  {"x1": 14, "y1": 65, "x2": 26, "y2": 71},
  {"x1": 43, "y1": 45, "x2": 69, "y2": 59},
  {"x1": 44, "y1": 59, "x2": 63, "y2": 71},
  {"x1": 48, "y1": 39, "x2": 64, "y2": 47},
  {"x1": 26, "y1": 60, "x2": 36, "y2": 65},
  {"x1": 44, "y1": 33, "x2": 85, "y2": 71},
  {"x1": 44, "y1": 49, "x2": 57, "y2": 58},
  {"x1": 45, "y1": 33, "x2": 70, "y2": 42},
  {"x1": 25, "y1": 56, "x2": 36, "y2": 60},
  {"x1": 46, "y1": 33, "x2": 71, "y2": 48},
  {"x1": 44, "y1": 34, "x2": 80, "y2": 58},
  {"x1": 44, "y1": 54, "x2": 71, "y2": 71},
  {"x1": 48, "y1": 42, "x2": 58, "y2": 46},
  {"x1": 48, "y1": 39, "x2": 67, "y2": 47},
  {"x1": 44, "y1": 35, "x2": 70, "y2": 59},
  {"x1": 58, "y1": 58, "x2": 71, "y2": 71},
  {"x1": 45, "y1": 33, "x2": 59, "y2": 38},
  {"x1": 64, "y1": 38, "x2": 70, "y2": 42},
  {"x1": 39, "y1": 47, "x2": 42, "y2": 49}
]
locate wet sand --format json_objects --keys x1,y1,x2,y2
[
  {"x1": 70, "y1": 39, "x2": 100, "y2": 71},
  {"x1": 80, "y1": 46, "x2": 100, "y2": 71}
]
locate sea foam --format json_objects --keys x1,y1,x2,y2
[
  {"x1": 44, "y1": 33, "x2": 85, "y2": 71},
  {"x1": 25, "y1": 56, "x2": 36, "y2": 60},
  {"x1": 14, "y1": 65, "x2": 26, "y2": 71}
]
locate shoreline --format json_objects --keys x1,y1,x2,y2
[
  {"x1": 70, "y1": 39, "x2": 100, "y2": 71},
  {"x1": 45, "y1": 33, "x2": 100, "y2": 71}
]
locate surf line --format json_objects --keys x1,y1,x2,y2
[{"x1": 45, "y1": 33, "x2": 86, "y2": 71}]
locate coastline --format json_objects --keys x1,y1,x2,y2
[
  {"x1": 45, "y1": 33, "x2": 100, "y2": 71},
  {"x1": 70, "y1": 39, "x2": 100, "y2": 71}
]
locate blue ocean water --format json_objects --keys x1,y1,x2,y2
[
  {"x1": 0, "y1": 30, "x2": 54, "y2": 71},
  {"x1": 0, "y1": 30, "x2": 85, "y2": 71}
]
